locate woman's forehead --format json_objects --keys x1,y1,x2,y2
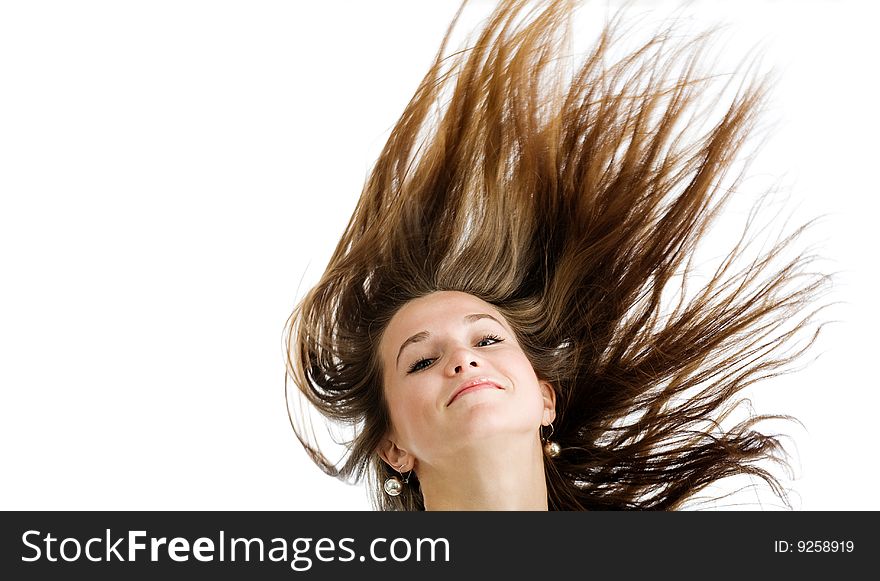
[{"x1": 398, "y1": 291, "x2": 492, "y2": 317}]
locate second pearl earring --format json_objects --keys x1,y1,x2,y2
[{"x1": 541, "y1": 422, "x2": 561, "y2": 458}]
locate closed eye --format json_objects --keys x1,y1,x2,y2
[{"x1": 406, "y1": 333, "x2": 505, "y2": 374}]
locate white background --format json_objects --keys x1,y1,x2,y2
[{"x1": 1, "y1": 1, "x2": 876, "y2": 510}]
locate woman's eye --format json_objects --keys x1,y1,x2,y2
[
  {"x1": 477, "y1": 334, "x2": 504, "y2": 347},
  {"x1": 407, "y1": 358, "x2": 433, "y2": 373}
]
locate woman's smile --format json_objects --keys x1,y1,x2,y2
[{"x1": 447, "y1": 379, "x2": 505, "y2": 406}]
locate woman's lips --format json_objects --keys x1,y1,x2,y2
[{"x1": 447, "y1": 380, "x2": 504, "y2": 406}]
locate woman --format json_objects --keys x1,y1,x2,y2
[{"x1": 284, "y1": 0, "x2": 832, "y2": 510}]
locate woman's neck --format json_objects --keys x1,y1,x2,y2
[{"x1": 416, "y1": 436, "x2": 549, "y2": 511}]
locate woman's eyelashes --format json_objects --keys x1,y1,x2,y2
[{"x1": 406, "y1": 333, "x2": 505, "y2": 374}]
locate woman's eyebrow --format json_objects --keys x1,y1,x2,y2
[{"x1": 395, "y1": 313, "x2": 503, "y2": 366}]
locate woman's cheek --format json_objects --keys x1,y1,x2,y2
[{"x1": 391, "y1": 384, "x2": 433, "y2": 430}]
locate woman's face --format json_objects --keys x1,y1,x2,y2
[{"x1": 377, "y1": 291, "x2": 556, "y2": 468}]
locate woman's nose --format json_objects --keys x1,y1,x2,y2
[{"x1": 445, "y1": 346, "x2": 480, "y2": 375}]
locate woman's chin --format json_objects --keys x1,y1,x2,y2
[{"x1": 446, "y1": 403, "x2": 535, "y2": 439}]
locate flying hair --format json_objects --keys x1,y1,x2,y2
[{"x1": 284, "y1": 0, "x2": 835, "y2": 510}]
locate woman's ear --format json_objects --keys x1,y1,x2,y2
[
  {"x1": 377, "y1": 436, "x2": 414, "y2": 473},
  {"x1": 539, "y1": 381, "x2": 557, "y2": 426}
]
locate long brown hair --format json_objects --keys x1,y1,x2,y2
[{"x1": 284, "y1": 0, "x2": 834, "y2": 510}]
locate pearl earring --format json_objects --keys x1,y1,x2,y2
[
  {"x1": 541, "y1": 422, "x2": 561, "y2": 458},
  {"x1": 383, "y1": 464, "x2": 411, "y2": 497}
]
